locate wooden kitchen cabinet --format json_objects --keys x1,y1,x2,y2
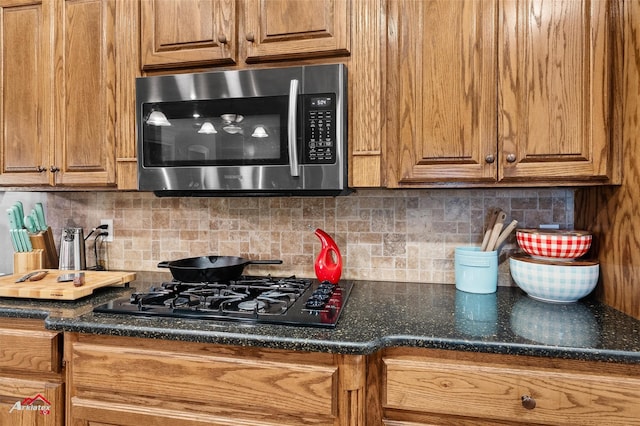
[
  {"x1": 0, "y1": 0, "x2": 54, "y2": 186},
  {"x1": 242, "y1": 0, "x2": 350, "y2": 63},
  {"x1": 141, "y1": 0, "x2": 350, "y2": 70},
  {"x1": 140, "y1": 0, "x2": 236, "y2": 69},
  {"x1": 385, "y1": 0, "x2": 497, "y2": 186},
  {"x1": 384, "y1": 0, "x2": 621, "y2": 188},
  {"x1": 64, "y1": 333, "x2": 366, "y2": 425},
  {"x1": 0, "y1": 318, "x2": 64, "y2": 426},
  {"x1": 138, "y1": 0, "x2": 383, "y2": 191},
  {"x1": 497, "y1": 0, "x2": 619, "y2": 183},
  {"x1": 369, "y1": 347, "x2": 640, "y2": 425},
  {"x1": 0, "y1": 0, "x2": 136, "y2": 188},
  {"x1": 52, "y1": 0, "x2": 117, "y2": 186}
]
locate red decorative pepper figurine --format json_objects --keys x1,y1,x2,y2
[{"x1": 314, "y1": 228, "x2": 342, "y2": 284}]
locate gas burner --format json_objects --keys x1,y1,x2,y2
[
  {"x1": 95, "y1": 276, "x2": 354, "y2": 328},
  {"x1": 238, "y1": 299, "x2": 266, "y2": 311}
]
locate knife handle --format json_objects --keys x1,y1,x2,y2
[
  {"x1": 20, "y1": 229, "x2": 33, "y2": 251},
  {"x1": 17, "y1": 229, "x2": 27, "y2": 252},
  {"x1": 7, "y1": 207, "x2": 19, "y2": 230},
  {"x1": 35, "y1": 203, "x2": 47, "y2": 231},
  {"x1": 10, "y1": 229, "x2": 21, "y2": 252},
  {"x1": 28, "y1": 210, "x2": 41, "y2": 232},
  {"x1": 28, "y1": 270, "x2": 48, "y2": 281},
  {"x1": 14, "y1": 201, "x2": 24, "y2": 228}
]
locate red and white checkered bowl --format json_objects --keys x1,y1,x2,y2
[{"x1": 516, "y1": 229, "x2": 592, "y2": 261}]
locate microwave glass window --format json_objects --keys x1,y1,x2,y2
[{"x1": 142, "y1": 97, "x2": 289, "y2": 167}]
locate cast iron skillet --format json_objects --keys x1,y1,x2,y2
[{"x1": 158, "y1": 256, "x2": 283, "y2": 282}]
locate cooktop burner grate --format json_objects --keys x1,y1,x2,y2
[{"x1": 94, "y1": 276, "x2": 353, "y2": 328}]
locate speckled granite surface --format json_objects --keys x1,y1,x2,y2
[{"x1": 1, "y1": 272, "x2": 639, "y2": 363}]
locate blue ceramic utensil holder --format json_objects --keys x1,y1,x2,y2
[{"x1": 455, "y1": 246, "x2": 498, "y2": 294}]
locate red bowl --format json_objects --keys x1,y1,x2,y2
[{"x1": 516, "y1": 229, "x2": 592, "y2": 260}]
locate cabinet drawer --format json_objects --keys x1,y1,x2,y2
[
  {"x1": 0, "y1": 376, "x2": 64, "y2": 426},
  {"x1": 384, "y1": 357, "x2": 640, "y2": 425},
  {"x1": 0, "y1": 318, "x2": 62, "y2": 374},
  {"x1": 70, "y1": 338, "x2": 338, "y2": 421}
]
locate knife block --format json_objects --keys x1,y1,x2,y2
[
  {"x1": 28, "y1": 227, "x2": 58, "y2": 269},
  {"x1": 14, "y1": 250, "x2": 44, "y2": 274}
]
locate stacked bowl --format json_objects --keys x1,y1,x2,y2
[{"x1": 509, "y1": 229, "x2": 599, "y2": 303}]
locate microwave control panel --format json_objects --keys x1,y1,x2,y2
[{"x1": 303, "y1": 94, "x2": 337, "y2": 164}]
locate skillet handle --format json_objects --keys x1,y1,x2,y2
[
  {"x1": 157, "y1": 261, "x2": 170, "y2": 268},
  {"x1": 248, "y1": 260, "x2": 283, "y2": 265}
]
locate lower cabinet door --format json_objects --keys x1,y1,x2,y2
[{"x1": 0, "y1": 376, "x2": 63, "y2": 426}]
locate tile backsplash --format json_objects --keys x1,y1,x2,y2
[{"x1": 41, "y1": 188, "x2": 574, "y2": 285}]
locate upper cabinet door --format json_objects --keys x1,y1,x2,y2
[
  {"x1": 141, "y1": 0, "x2": 236, "y2": 70},
  {"x1": 243, "y1": 0, "x2": 350, "y2": 63},
  {"x1": 499, "y1": 0, "x2": 617, "y2": 182},
  {"x1": 386, "y1": 0, "x2": 498, "y2": 186},
  {"x1": 52, "y1": 0, "x2": 116, "y2": 186},
  {"x1": 0, "y1": 0, "x2": 54, "y2": 186},
  {"x1": 386, "y1": 0, "x2": 620, "y2": 188}
]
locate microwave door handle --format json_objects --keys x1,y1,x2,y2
[{"x1": 287, "y1": 79, "x2": 300, "y2": 177}]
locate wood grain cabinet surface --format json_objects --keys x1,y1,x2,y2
[
  {"x1": 369, "y1": 348, "x2": 640, "y2": 426},
  {"x1": 0, "y1": 0, "x2": 381, "y2": 191},
  {"x1": 141, "y1": 0, "x2": 350, "y2": 70},
  {"x1": 0, "y1": 0, "x2": 137, "y2": 188},
  {"x1": 0, "y1": 0, "x2": 54, "y2": 186},
  {"x1": 52, "y1": 0, "x2": 117, "y2": 187},
  {"x1": 0, "y1": 318, "x2": 64, "y2": 426},
  {"x1": 64, "y1": 333, "x2": 366, "y2": 425},
  {"x1": 1, "y1": 323, "x2": 636, "y2": 425},
  {"x1": 384, "y1": 0, "x2": 621, "y2": 188}
]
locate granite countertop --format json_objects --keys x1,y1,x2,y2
[{"x1": 1, "y1": 271, "x2": 639, "y2": 364}]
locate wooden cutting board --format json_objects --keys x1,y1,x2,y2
[{"x1": 0, "y1": 270, "x2": 136, "y2": 300}]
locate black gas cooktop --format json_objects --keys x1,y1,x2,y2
[{"x1": 94, "y1": 276, "x2": 353, "y2": 328}]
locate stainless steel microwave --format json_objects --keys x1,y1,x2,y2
[{"x1": 136, "y1": 64, "x2": 349, "y2": 196}]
